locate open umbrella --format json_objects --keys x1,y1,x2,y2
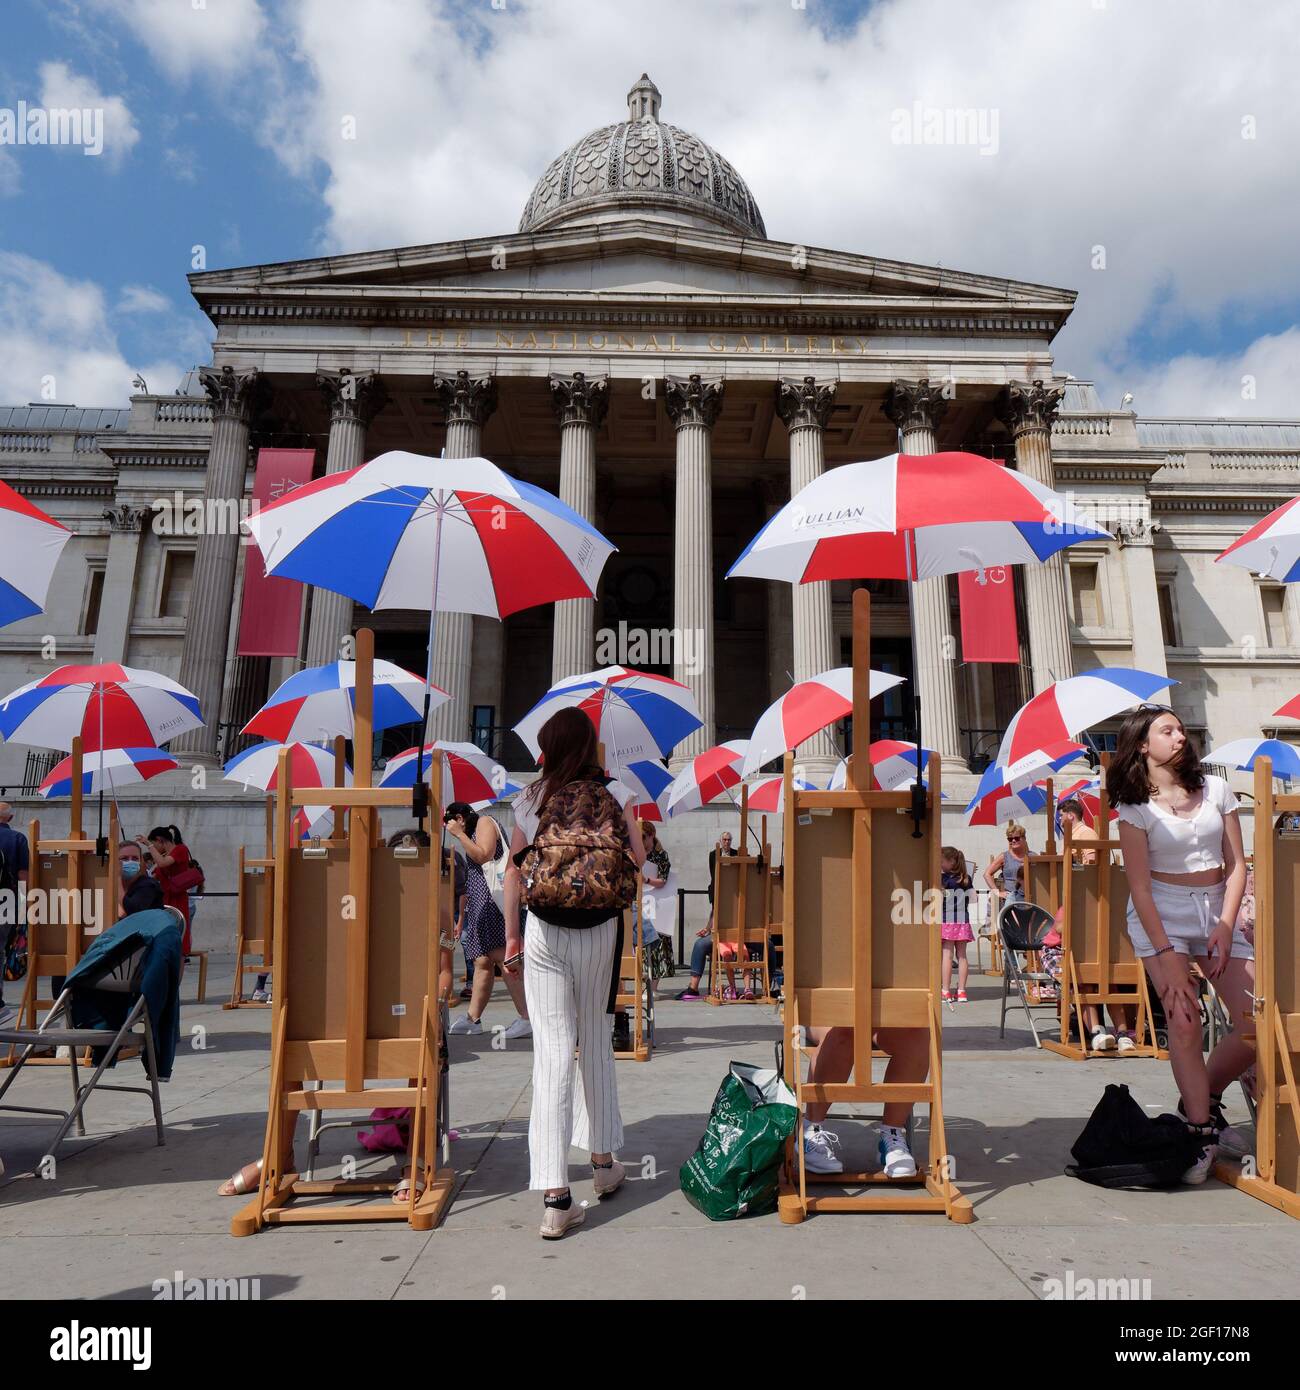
[
  {"x1": 1052, "y1": 777, "x2": 1117, "y2": 830},
  {"x1": 745, "y1": 772, "x2": 820, "y2": 814},
  {"x1": 609, "y1": 756, "x2": 675, "y2": 823},
  {"x1": 38, "y1": 746, "x2": 178, "y2": 799},
  {"x1": 966, "y1": 782, "x2": 1047, "y2": 826},
  {"x1": 243, "y1": 660, "x2": 447, "y2": 743},
  {"x1": 666, "y1": 739, "x2": 748, "y2": 815},
  {"x1": 1203, "y1": 737, "x2": 1300, "y2": 781},
  {"x1": 741, "y1": 666, "x2": 904, "y2": 777},
  {"x1": 0, "y1": 480, "x2": 72, "y2": 628},
  {"x1": 243, "y1": 450, "x2": 616, "y2": 813},
  {"x1": 223, "y1": 740, "x2": 352, "y2": 837},
  {"x1": 1216, "y1": 495, "x2": 1300, "y2": 582},
  {"x1": 514, "y1": 666, "x2": 702, "y2": 765},
  {"x1": 967, "y1": 741, "x2": 1089, "y2": 811},
  {"x1": 378, "y1": 740, "x2": 521, "y2": 808},
  {"x1": 828, "y1": 739, "x2": 937, "y2": 792}
]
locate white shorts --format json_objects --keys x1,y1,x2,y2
[{"x1": 1126, "y1": 878, "x2": 1253, "y2": 961}]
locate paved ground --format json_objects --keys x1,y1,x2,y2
[{"x1": 0, "y1": 954, "x2": 1295, "y2": 1302}]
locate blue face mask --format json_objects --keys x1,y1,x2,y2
[{"x1": 121, "y1": 859, "x2": 143, "y2": 880}]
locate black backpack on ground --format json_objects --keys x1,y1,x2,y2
[{"x1": 1067, "y1": 1083, "x2": 1204, "y2": 1188}]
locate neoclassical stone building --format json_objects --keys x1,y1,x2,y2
[{"x1": 3, "y1": 75, "x2": 1299, "y2": 857}]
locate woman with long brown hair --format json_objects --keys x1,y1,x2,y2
[
  {"x1": 1108, "y1": 705, "x2": 1254, "y2": 1183},
  {"x1": 503, "y1": 707, "x2": 646, "y2": 1239}
]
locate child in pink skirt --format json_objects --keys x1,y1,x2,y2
[{"x1": 940, "y1": 846, "x2": 974, "y2": 1002}]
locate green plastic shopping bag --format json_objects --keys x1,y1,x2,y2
[{"x1": 679, "y1": 1061, "x2": 799, "y2": 1220}]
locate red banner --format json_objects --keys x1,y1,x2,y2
[
  {"x1": 236, "y1": 448, "x2": 315, "y2": 657},
  {"x1": 958, "y1": 564, "x2": 1019, "y2": 663}
]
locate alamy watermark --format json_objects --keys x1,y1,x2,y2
[
  {"x1": 595, "y1": 622, "x2": 705, "y2": 676},
  {"x1": 0, "y1": 102, "x2": 103, "y2": 157},
  {"x1": 1042, "y1": 1269, "x2": 1152, "y2": 1300},
  {"x1": 152, "y1": 1269, "x2": 261, "y2": 1300},
  {"x1": 890, "y1": 102, "x2": 999, "y2": 157}
]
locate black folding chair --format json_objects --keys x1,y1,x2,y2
[
  {"x1": 0, "y1": 943, "x2": 165, "y2": 1167},
  {"x1": 997, "y1": 900, "x2": 1059, "y2": 1047}
]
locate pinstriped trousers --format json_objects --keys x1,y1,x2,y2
[{"x1": 523, "y1": 911, "x2": 624, "y2": 1190}]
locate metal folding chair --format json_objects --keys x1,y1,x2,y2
[
  {"x1": 0, "y1": 943, "x2": 165, "y2": 1165},
  {"x1": 997, "y1": 900, "x2": 1059, "y2": 1047}
]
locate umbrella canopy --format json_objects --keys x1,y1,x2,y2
[
  {"x1": 514, "y1": 666, "x2": 702, "y2": 763},
  {"x1": 38, "y1": 746, "x2": 178, "y2": 799},
  {"x1": 0, "y1": 662, "x2": 204, "y2": 751},
  {"x1": 666, "y1": 739, "x2": 748, "y2": 814},
  {"x1": 966, "y1": 782, "x2": 1047, "y2": 826},
  {"x1": 1053, "y1": 777, "x2": 1117, "y2": 829},
  {"x1": 828, "y1": 740, "x2": 938, "y2": 792},
  {"x1": 1203, "y1": 737, "x2": 1300, "y2": 781},
  {"x1": 1274, "y1": 692, "x2": 1300, "y2": 721},
  {"x1": 612, "y1": 756, "x2": 675, "y2": 823},
  {"x1": 378, "y1": 740, "x2": 521, "y2": 807},
  {"x1": 243, "y1": 450, "x2": 614, "y2": 619},
  {"x1": 993, "y1": 669, "x2": 1175, "y2": 770},
  {"x1": 243, "y1": 660, "x2": 447, "y2": 743},
  {"x1": 223, "y1": 741, "x2": 351, "y2": 836},
  {"x1": 967, "y1": 741, "x2": 1089, "y2": 811},
  {"x1": 0, "y1": 480, "x2": 72, "y2": 629},
  {"x1": 1216, "y1": 495, "x2": 1300, "y2": 583},
  {"x1": 727, "y1": 451, "x2": 1112, "y2": 584},
  {"x1": 741, "y1": 666, "x2": 905, "y2": 777},
  {"x1": 745, "y1": 772, "x2": 819, "y2": 814}
]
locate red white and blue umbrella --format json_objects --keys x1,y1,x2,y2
[
  {"x1": 379, "y1": 740, "x2": 521, "y2": 807},
  {"x1": 38, "y1": 746, "x2": 178, "y2": 798},
  {"x1": 967, "y1": 741, "x2": 1089, "y2": 813},
  {"x1": 746, "y1": 772, "x2": 819, "y2": 814},
  {"x1": 0, "y1": 662, "x2": 203, "y2": 751},
  {"x1": 1203, "y1": 737, "x2": 1300, "y2": 781},
  {"x1": 611, "y1": 756, "x2": 675, "y2": 823},
  {"x1": 223, "y1": 740, "x2": 351, "y2": 832},
  {"x1": 0, "y1": 480, "x2": 72, "y2": 629},
  {"x1": 243, "y1": 660, "x2": 447, "y2": 743},
  {"x1": 1216, "y1": 496, "x2": 1300, "y2": 583},
  {"x1": 993, "y1": 668, "x2": 1175, "y2": 770},
  {"x1": 728, "y1": 452, "x2": 1112, "y2": 585},
  {"x1": 514, "y1": 666, "x2": 702, "y2": 764},
  {"x1": 666, "y1": 739, "x2": 748, "y2": 815},
  {"x1": 1052, "y1": 777, "x2": 1116, "y2": 830},
  {"x1": 966, "y1": 782, "x2": 1047, "y2": 827},
  {"x1": 741, "y1": 666, "x2": 905, "y2": 777},
  {"x1": 828, "y1": 740, "x2": 937, "y2": 792}
]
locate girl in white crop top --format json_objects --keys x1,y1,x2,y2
[{"x1": 1107, "y1": 706, "x2": 1253, "y2": 1178}]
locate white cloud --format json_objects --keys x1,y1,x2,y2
[
  {"x1": 37, "y1": 61, "x2": 139, "y2": 166},
  {"x1": 92, "y1": 0, "x2": 269, "y2": 81},
  {"x1": 0, "y1": 252, "x2": 195, "y2": 405},
  {"x1": 117, "y1": 284, "x2": 173, "y2": 315},
  {"x1": 1098, "y1": 328, "x2": 1300, "y2": 419}
]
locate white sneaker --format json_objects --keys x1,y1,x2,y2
[
  {"x1": 1090, "y1": 1030, "x2": 1116, "y2": 1052},
  {"x1": 1180, "y1": 1133, "x2": 1219, "y2": 1185},
  {"x1": 878, "y1": 1124, "x2": 918, "y2": 1179},
  {"x1": 801, "y1": 1123, "x2": 843, "y2": 1174},
  {"x1": 1215, "y1": 1123, "x2": 1250, "y2": 1161},
  {"x1": 1116, "y1": 1034, "x2": 1137, "y2": 1054},
  {"x1": 503, "y1": 1018, "x2": 532, "y2": 1040},
  {"x1": 448, "y1": 1014, "x2": 482, "y2": 1036},
  {"x1": 539, "y1": 1200, "x2": 585, "y2": 1240}
]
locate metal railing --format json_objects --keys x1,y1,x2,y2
[{"x1": 0, "y1": 750, "x2": 60, "y2": 797}]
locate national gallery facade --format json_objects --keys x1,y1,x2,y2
[{"x1": 3, "y1": 75, "x2": 1299, "y2": 808}]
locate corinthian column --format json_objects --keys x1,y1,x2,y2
[
  {"x1": 998, "y1": 379, "x2": 1073, "y2": 693},
  {"x1": 427, "y1": 370, "x2": 497, "y2": 744},
  {"x1": 172, "y1": 365, "x2": 264, "y2": 759},
  {"x1": 305, "y1": 369, "x2": 388, "y2": 667},
  {"x1": 665, "y1": 373, "x2": 723, "y2": 766},
  {"x1": 884, "y1": 379, "x2": 967, "y2": 773},
  {"x1": 775, "y1": 376, "x2": 839, "y2": 774},
  {"x1": 549, "y1": 371, "x2": 608, "y2": 684}
]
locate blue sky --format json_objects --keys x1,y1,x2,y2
[{"x1": 1, "y1": 0, "x2": 1297, "y2": 414}]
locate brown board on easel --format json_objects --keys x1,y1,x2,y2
[
  {"x1": 777, "y1": 587, "x2": 971, "y2": 1224},
  {"x1": 710, "y1": 785, "x2": 774, "y2": 1004},
  {"x1": 1038, "y1": 766, "x2": 1165, "y2": 1062},
  {"x1": 1215, "y1": 758, "x2": 1300, "y2": 1217},
  {"x1": 613, "y1": 877, "x2": 651, "y2": 1061},
  {"x1": 231, "y1": 628, "x2": 454, "y2": 1236}
]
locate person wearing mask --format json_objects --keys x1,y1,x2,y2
[
  {"x1": 1109, "y1": 705, "x2": 1254, "y2": 1183},
  {"x1": 503, "y1": 707, "x2": 645, "y2": 1239},
  {"x1": 0, "y1": 801, "x2": 29, "y2": 1027},
  {"x1": 117, "y1": 840, "x2": 146, "y2": 917}
]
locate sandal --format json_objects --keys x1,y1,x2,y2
[
  {"x1": 218, "y1": 1158, "x2": 263, "y2": 1196},
  {"x1": 393, "y1": 1165, "x2": 428, "y2": 1204}
]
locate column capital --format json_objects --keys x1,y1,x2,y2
[
  {"x1": 103, "y1": 503, "x2": 152, "y2": 533},
  {"x1": 432, "y1": 369, "x2": 498, "y2": 428},
  {"x1": 199, "y1": 365, "x2": 263, "y2": 422},
  {"x1": 883, "y1": 378, "x2": 950, "y2": 436},
  {"x1": 317, "y1": 368, "x2": 388, "y2": 426},
  {"x1": 549, "y1": 370, "x2": 609, "y2": 428},
  {"x1": 997, "y1": 378, "x2": 1065, "y2": 439},
  {"x1": 664, "y1": 373, "x2": 724, "y2": 430},
  {"x1": 775, "y1": 375, "x2": 836, "y2": 432}
]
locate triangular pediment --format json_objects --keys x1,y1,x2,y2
[{"x1": 189, "y1": 217, "x2": 1076, "y2": 323}]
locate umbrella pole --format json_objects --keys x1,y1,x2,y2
[
  {"x1": 414, "y1": 489, "x2": 447, "y2": 829},
  {"x1": 905, "y1": 531, "x2": 925, "y2": 838},
  {"x1": 96, "y1": 682, "x2": 108, "y2": 861}
]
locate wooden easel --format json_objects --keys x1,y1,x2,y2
[
  {"x1": 3, "y1": 740, "x2": 117, "y2": 1068},
  {"x1": 761, "y1": 816, "x2": 785, "y2": 990},
  {"x1": 226, "y1": 797, "x2": 275, "y2": 1010},
  {"x1": 777, "y1": 588, "x2": 972, "y2": 1223},
  {"x1": 709, "y1": 785, "x2": 775, "y2": 1004},
  {"x1": 613, "y1": 878, "x2": 651, "y2": 1061},
  {"x1": 1037, "y1": 764, "x2": 1165, "y2": 1061},
  {"x1": 231, "y1": 628, "x2": 454, "y2": 1236},
  {"x1": 1215, "y1": 757, "x2": 1300, "y2": 1218}
]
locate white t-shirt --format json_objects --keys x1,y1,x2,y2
[
  {"x1": 1113, "y1": 774, "x2": 1239, "y2": 873},
  {"x1": 512, "y1": 776, "x2": 637, "y2": 845}
]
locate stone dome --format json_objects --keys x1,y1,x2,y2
[{"x1": 519, "y1": 75, "x2": 766, "y2": 239}]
